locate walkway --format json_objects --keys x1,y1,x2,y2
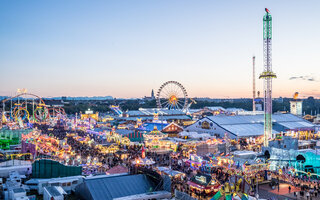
[{"x1": 258, "y1": 183, "x2": 320, "y2": 200}]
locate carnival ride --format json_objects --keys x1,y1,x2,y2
[
  {"x1": 105, "y1": 129, "x2": 131, "y2": 146},
  {"x1": 156, "y1": 81, "x2": 189, "y2": 111},
  {"x1": 109, "y1": 105, "x2": 123, "y2": 116},
  {"x1": 259, "y1": 8, "x2": 276, "y2": 147},
  {"x1": 1, "y1": 92, "x2": 66, "y2": 127},
  {"x1": 212, "y1": 176, "x2": 250, "y2": 200},
  {"x1": 6, "y1": 153, "x2": 33, "y2": 160},
  {"x1": 1, "y1": 93, "x2": 48, "y2": 125},
  {"x1": 48, "y1": 106, "x2": 66, "y2": 119},
  {"x1": 183, "y1": 98, "x2": 197, "y2": 113},
  {"x1": 288, "y1": 168, "x2": 320, "y2": 180}
]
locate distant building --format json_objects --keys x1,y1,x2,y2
[
  {"x1": 151, "y1": 89, "x2": 155, "y2": 99},
  {"x1": 290, "y1": 92, "x2": 303, "y2": 116},
  {"x1": 255, "y1": 98, "x2": 263, "y2": 111},
  {"x1": 121, "y1": 108, "x2": 191, "y2": 124},
  {"x1": 290, "y1": 100, "x2": 303, "y2": 116},
  {"x1": 275, "y1": 97, "x2": 284, "y2": 103},
  {"x1": 185, "y1": 113, "x2": 315, "y2": 139}
]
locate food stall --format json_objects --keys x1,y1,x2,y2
[{"x1": 187, "y1": 173, "x2": 220, "y2": 195}]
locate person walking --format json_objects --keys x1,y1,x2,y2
[
  {"x1": 277, "y1": 177, "x2": 280, "y2": 193},
  {"x1": 306, "y1": 191, "x2": 310, "y2": 200},
  {"x1": 289, "y1": 185, "x2": 291, "y2": 194}
]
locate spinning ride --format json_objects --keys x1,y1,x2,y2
[
  {"x1": 10, "y1": 103, "x2": 30, "y2": 122},
  {"x1": 48, "y1": 107, "x2": 66, "y2": 119},
  {"x1": 156, "y1": 81, "x2": 188, "y2": 111},
  {"x1": 33, "y1": 103, "x2": 49, "y2": 123}
]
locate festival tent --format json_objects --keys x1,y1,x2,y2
[
  {"x1": 179, "y1": 131, "x2": 197, "y2": 137},
  {"x1": 116, "y1": 129, "x2": 144, "y2": 142},
  {"x1": 75, "y1": 174, "x2": 157, "y2": 200}
]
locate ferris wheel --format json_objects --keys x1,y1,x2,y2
[{"x1": 156, "y1": 81, "x2": 188, "y2": 111}]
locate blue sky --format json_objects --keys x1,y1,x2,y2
[{"x1": 0, "y1": 0, "x2": 319, "y2": 98}]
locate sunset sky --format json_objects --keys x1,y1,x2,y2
[{"x1": 0, "y1": 0, "x2": 319, "y2": 98}]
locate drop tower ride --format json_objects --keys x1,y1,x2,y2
[{"x1": 259, "y1": 8, "x2": 276, "y2": 147}]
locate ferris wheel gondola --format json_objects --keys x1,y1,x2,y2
[{"x1": 156, "y1": 81, "x2": 188, "y2": 111}]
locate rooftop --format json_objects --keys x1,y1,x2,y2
[
  {"x1": 45, "y1": 186, "x2": 64, "y2": 197},
  {"x1": 205, "y1": 113, "x2": 315, "y2": 137},
  {"x1": 76, "y1": 174, "x2": 157, "y2": 200}
]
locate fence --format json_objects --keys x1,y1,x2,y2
[{"x1": 32, "y1": 159, "x2": 82, "y2": 178}]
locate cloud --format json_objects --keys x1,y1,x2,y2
[
  {"x1": 289, "y1": 75, "x2": 317, "y2": 82},
  {"x1": 308, "y1": 78, "x2": 315, "y2": 81},
  {"x1": 289, "y1": 76, "x2": 303, "y2": 80}
]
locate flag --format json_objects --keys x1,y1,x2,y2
[
  {"x1": 242, "y1": 163, "x2": 246, "y2": 171},
  {"x1": 142, "y1": 146, "x2": 145, "y2": 159}
]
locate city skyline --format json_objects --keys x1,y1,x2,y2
[{"x1": 1, "y1": 0, "x2": 320, "y2": 98}]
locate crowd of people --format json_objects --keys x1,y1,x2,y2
[
  {"x1": 33, "y1": 124, "x2": 320, "y2": 200},
  {"x1": 267, "y1": 168, "x2": 320, "y2": 199},
  {"x1": 35, "y1": 124, "x2": 125, "y2": 172},
  {"x1": 290, "y1": 175, "x2": 320, "y2": 199}
]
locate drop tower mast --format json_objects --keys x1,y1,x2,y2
[{"x1": 259, "y1": 8, "x2": 276, "y2": 147}]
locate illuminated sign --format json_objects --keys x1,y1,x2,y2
[
  {"x1": 201, "y1": 121, "x2": 210, "y2": 129},
  {"x1": 195, "y1": 176, "x2": 207, "y2": 184}
]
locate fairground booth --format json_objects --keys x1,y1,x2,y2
[
  {"x1": 187, "y1": 173, "x2": 220, "y2": 195},
  {"x1": 144, "y1": 126, "x2": 177, "y2": 152},
  {"x1": 185, "y1": 154, "x2": 203, "y2": 169},
  {"x1": 0, "y1": 128, "x2": 31, "y2": 150},
  {"x1": 156, "y1": 166, "x2": 185, "y2": 179}
]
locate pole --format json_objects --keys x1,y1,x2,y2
[
  {"x1": 10, "y1": 99, "x2": 12, "y2": 117},
  {"x1": 253, "y1": 56, "x2": 256, "y2": 112},
  {"x1": 256, "y1": 175, "x2": 259, "y2": 197},
  {"x1": 32, "y1": 99, "x2": 35, "y2": 122}
]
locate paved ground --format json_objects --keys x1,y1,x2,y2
[
  {"x1": 258, "y1": 189, "x2": 294, "y2": 200},
  {"x1": 258, "y1": 183, "x2": 320, "y2": 200},
  {"x1": 258, "y1": 183, "x2": 295, "y2": 200},
  {"x1": 176, "y1": 183, "x2": 320, "y2": 200}
]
